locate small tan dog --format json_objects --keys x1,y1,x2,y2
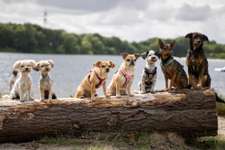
[
  {"x1": 34, "y1": 60, "x2": 57, "y2": 100},
  {"x1": 74, "y1": 60, "x2": 115, "y2": 100},
  {"x1": 107, "y1": 53, "x2": 139, "y2": 97}
]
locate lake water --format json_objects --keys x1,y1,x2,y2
[{"x1": 0, "y1": 53, "x2": 224, "y2": 98}]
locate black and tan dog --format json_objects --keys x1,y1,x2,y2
[
  {"x1": 185, "y1": 32, "x2": 211, "y2": 89},
  {"x1": 157, "y1": 39, "x2": 188, "y2": 90}
]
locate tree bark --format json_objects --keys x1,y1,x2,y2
[{"x1": 0, "y1": 89, "x2": 217, "y2": 142}]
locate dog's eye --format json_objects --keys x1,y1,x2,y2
[
  {"x1": 102, "y1": 65, "x2": 106, "y2": 68},
  {"x1": 41, "y1": 65, "x2": 44, "y2": 68},
  {"x1": 21, "y1": 65, "x2": 24, "y2": 68},
  {"x1": 126, "y1": 59, "x2": 130, "y2": 62}
]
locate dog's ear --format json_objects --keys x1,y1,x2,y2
[
  {"x1": 202, "y1": 34, "x2": 209, "y2": 42},
  {"x1": 27, "y1": 60, "x2": 36, "y2": 68},
  {"x1": 94, "y1": 61, "x2": 102, "y2": 67},
  {"x1": 109, "y1": 61, "x2": 115, "y2": 68},
  {"x1": 48, "y1": 60, "x2": 54, "y2": 68},
  {"x1": 13, "y1": 60, "x2": 21, "y2": 70},
  {"x1": 33, "y1": 62, "x2": 40, "y2": 71},
  {"x1": 158, "y1": 39, "x2": 164, "y2": 49},
  {"x1": 170, "y1": 40, "x2": 176, "y2": 49},
  {"x1": 135, "y1": 53, "x2": 140, "y2": 60},
  {"x1": 121, "y1": 53, "x2": 129, "y2": 60},
  {"x1": 154, "y1": 51, "x2": 161, "y2": 58},
  {"x1": 185, "y1": 33, "x2": 193, "y2": 39},
  {"x1": 12, "y1": 70, "x2": 18, "y2": 76},
  {"x1": 141, "y1": 51, "x2": 149, "y2": 59}
]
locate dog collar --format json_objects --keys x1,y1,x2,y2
[{"x1": 160, "y1": 56, "x2": 173, "y2": 68}]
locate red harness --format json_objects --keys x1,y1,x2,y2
[
  {"x1": 119, "y1": 69, "x2": 133, "y2": 87},
  {"x1": 88, "y1": 71, "x2": 105, "y2": 88}
]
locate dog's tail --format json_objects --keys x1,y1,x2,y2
[{"x1": 52, "y1": 93, "x2": 57, "y2": 99}]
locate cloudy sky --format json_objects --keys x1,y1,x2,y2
[{"x1": 1, "y1": 0, "x2": 225, "y2": 43}]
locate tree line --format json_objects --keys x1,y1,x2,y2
[{"x1": 0, "y1": 23, "x2": 224, "y2": 58}]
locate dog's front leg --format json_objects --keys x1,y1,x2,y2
[
  {"x1": 28, "y1": 83, "x2": 33, "y2": 101},
  {"x1": 198, "y1": 67, "x2": 205, "y2": 88},
  {"x1": 115, "y1": 81, "x2": 121, "y2": 97},
  {"x1": 48, "y1": 88, "x2": 52, "y2": 100},
  {"x1": 150, "y1": 81, "x2": 156, "y2": 92},
  {"x1": 103, "y1": 82, "x2": 110, "y2": 98},
  {"x1": 127, "y1": 82, "x2": 134, "y2": 97},
  {"x1": 40, "y1": 87, "x2": 45, "y2": 100},
  {"x1": 140, "y1": 74, "x2": 146, "y2": 93},
  {"x1": 19, "y1": 88, "x2": 24, "y2": 102},
  {"x1": 165, "y1": 77, "x2": 169, "y2": 90},
  {"x1": 168, "y1": 79, "x2": 173, "y2": 90},
  {"x1": 170, "y1": 74, "x2": 177, "y2": 90},
  {"x1": 90, "y1": 82, "x2": 96, "y2": 100}
]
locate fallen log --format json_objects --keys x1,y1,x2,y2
[{"x1": 0, "y1": 89, "x2": 218, "y2": 142}]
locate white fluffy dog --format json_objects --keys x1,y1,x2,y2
[
  {"x1": 34, "y1": 60, "x2": 57, "y2": 100},
  {"x1": 139, "y1": 50, "x2": 158, "y2": 93},
  {"x1": 10, "y1": 59, "x2": 36, "y2": 101}
]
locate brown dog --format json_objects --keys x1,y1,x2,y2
[
  {"x1": 74, "y1": 60, "x2": 115, "y2": 100},
  {"x1": 185, "y1": 32, "x2": 211, "y2": 89},
  {"x1": 107, "y1": 53, "x2": 139, "y2": 97},
  {"x1": 158, "y1": 39, "x2": 188, "y2": 90}
]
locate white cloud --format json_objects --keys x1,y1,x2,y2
[
  {"x1": 0, "y1": 0, "x2": 225, "y2": 43},
  {"x1": 176, "y1": 3, "x2": 211, "y2": 21}
]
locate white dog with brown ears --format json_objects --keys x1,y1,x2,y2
[
  {"x1": 34, "y1": 60, "x2": 57, "y2": 100},
  {"x1": 107, "y1": 53, "x2": 139, "y2": 97},
  {"x1": 10, "y1": 59, "x2": 36, "y2": 101},
  {"x1": 74, "y1": 60, "x2": 115, "y2": 100}
]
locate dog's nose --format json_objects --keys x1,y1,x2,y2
[
  {"x1": 25, "y1": 68, "x2": 29, "y2": 71},
  {"x1": 130, "y1": 61, "x2": 135, "y2": 66},
  {"x1": 106, "y1": 68, "x2": 110, "y2": 72}
]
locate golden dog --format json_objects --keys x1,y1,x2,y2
[{"x1": 74, "y1": 60, "x2": 115, "y2": 100}]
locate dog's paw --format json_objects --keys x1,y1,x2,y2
[
  {"x1": 139, "y1": 90, "x2": 146, "y2": 94},
  {"x1": 116, "y1": 95, "x2": 121, "y2": 98},
  {"x1": 91, "y1": 96, "x2": 96, "y2": 101},
  {"x1": 165, "y1": 88, "x2": 170, "y2": 91},
  {"x1": 128, "y1": 94, "x2": 134, "y2": 97},
  {"x1": 105, "y1": 95, "x2": 111, "y2": 98}
]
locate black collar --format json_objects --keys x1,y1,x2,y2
[{"x1": 144, "y1": 67, "x2": 157, "y2": 75}]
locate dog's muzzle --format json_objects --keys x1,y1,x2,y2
[
  {"x1": 130, "y1": 61, "x2": 135, "y2": 66},
  {"x1": 45, "y1": 68, "x2": 50, "y2": 71},
  {"x1": 151, "y1": 57, "x2": 157, "y2": 62},
  {"x1": 24, "y1": 68, "x2": 31, "y2": 72},
  {"x1": 106, "y1": 68, "x2": 110, "y2": 72}
]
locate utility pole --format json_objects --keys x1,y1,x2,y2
[{"x1": 43, "y1": 10, "x2": 48, "y2": 27}]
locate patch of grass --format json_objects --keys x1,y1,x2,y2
[
  {"x1": 39, "y1": 136, "x2": 90, "y2": 145},
  {"x1": 193, "y1": 136, "x2": 225, "y2": 150},
  {"x1": 38, "y1": 133, "x2": 225, "y2": 150},
  {"x1": 37, "y1": 133, "x2": 153, "y2": 150}
]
